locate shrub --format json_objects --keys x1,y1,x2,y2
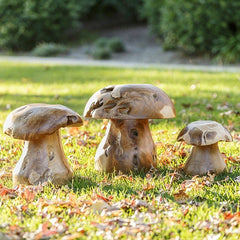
[
  {"x1": 94, "y1": 38, "x2": 109, "y2": 48},
  {"x1": 86, "y1": 0, "x2": 143, "y2": 24},
  {"x1": 141, "y1": 0, "x2": 165, "y2": 34},
  {"x1": 162, "y1": 0, "x2": 240, "y2": 62},
  {"x1": 93, "y1": 37, "x2": 125, "y2": 56},
  {"x1": 0, "y1": 0, "x2": 143, "y2": 51},
  {"x1": 108, "y1": 38, "x2": 125, "y2": 52},
  {"x1": 0, "y1": 0, "x2": 94, "y2": 51},
  {"x1": 143, "y1": 0, "x2": 240, "y2": 63},
  {"x1": 213, "y1": 35, "x2": 240, "y2": 64},
  {"x1": 31, "y1": 43, "x2": 69, "y2": 57},
  {"x1": 91, "y1": 47, "x2": 111, "y2": 60}
]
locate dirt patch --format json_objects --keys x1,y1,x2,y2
[{"x1": 67, "y1": 25, "x2": 214, "y2": 65}]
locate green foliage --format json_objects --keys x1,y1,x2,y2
[
  {"x1": 108, "y1": 38, "x2": 125, "y2": 53},
  {"x1": 94, "y1": 37, "x2": 125, "y2": 52},
  {"x1": 94, "y1": 37, "x2": 109, "y2": 48},
  {"x1": 213, "y1": 35, "x2": 240, "y2": 64},
  {"x1": 91, "y1": 37, "x2": 125, "y2": 59},
  {"x1": 141, "y1": 0, "x2": 165, "y2": 34},
  {"x1": 91, "y1": 47, "x2": 112, "y2": 60},
  {"x1": 31, "y1": 43, "x2": 69, "y2": 57},
  {"x1": 0, "y1": 0, "x2": 142, "y2": 51},
  {"x1": 86, "y1": 0, "x2": 143, "y2": 23},
  {"x1": 0, "y1": 0, "x2": 94, "y2": 51},
  {"x1": 143, "y1": 0, "x2": 240, "y2": 63}
]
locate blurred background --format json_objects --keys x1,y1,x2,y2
[{"x1": 0, "y1": 0, "x2": 239, "y2": 64}]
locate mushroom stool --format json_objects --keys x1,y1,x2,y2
[
  {"x1": 177, "y1": 120, "x2": 233, "y2": 176},
  {"x1": 84, "y1": 84, "x2": 176, "y2": 173},
  {"x1": 4, "y1": 103, "x2": 83, "y2": 185}
]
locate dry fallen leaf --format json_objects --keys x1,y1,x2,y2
[
  {"x1": 16, "y1": 185, "x2": 43, "y2": 202},
  {"x1": 220, "y1": 110, "x2": 235, "y2": 117},
  {"x1": 134, "y1": 200, "x2": 149, "y2": 208},
  {"x1": 217, "y1": 103, "x2": 230, "y2": 111},
  {"x1": 34, "y1": 221, "x2": 58, "y2": 240},
  {"x1": 204, "y1": 233, "x2": 221, "y2": 240},
  {"x1": 182, "y1": 103, "x2": 191, "y2": 108},
  {"x1": 143, "y1": 182, "x2": 155, "y2": 191},
  {"x1": 61, "y1": 232, "x2": 85, "y2": 240},
  {"x1": 21, "y1": 188, "x2": 36, "y2": 202},
  {"x1": 68, "y1": 127, "x2": 80, "y2": 136},
  {"x1": 77, "y1": 140, "x2": 87, "y2": 146},
  {"x1": 0, "y1": 169, "x2": 11, "y2": 179},
  {"x1": 0, "y1": 232, "x2": 10, "y2": 240},
  {"x1": 195, "y1": 220, "x2": 211, "y2": 230},
  {"x1": 223, "y1": 211, "x2": 240, "y2": 221},
  {"x1": 226, "y1": 155, "x2": 240, "y2": 163},
  {"x1": 90, "y1": 200, "x2": 109, "y2": 214},
  {"x1": 206, "y1": 103, "x2": 213, "y2": 111},
  {"x1": 173, "y1": 189, "x2": 190, "y2": 203},
  {"x1": 233, "y1": 134, "x2": 240, "y2": 141},
  {"x1": 0, "y1": 184, "x2": 17, "y2": 198}
]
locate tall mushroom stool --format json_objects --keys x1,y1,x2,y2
[
  {"x1": 177, "y1": 120, "x2": 233, "y2": 176},
  {"x1": 84, "y1": 84, "x2": 176, "y2": 173},
  {"x1": 3, "y1": 103, "x2": 83, "y2": 185}
]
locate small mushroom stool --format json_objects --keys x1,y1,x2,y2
[
  {"x1": 84, "y1": 84, "x2": 176, "y2": 173},
  {"x1": 177, "y1": 120, "x2": 232, "y2": 176},
  {"x1": 4, "y1": 103, "x2": 83, "y2": 185}
]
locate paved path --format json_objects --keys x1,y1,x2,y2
[{"x1": 0, "y1": 55, "x2": 240, "y2": 73}]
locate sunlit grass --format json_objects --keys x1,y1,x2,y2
[{"x1": 0, "y1": 62, "x2": 239, "y2": 239}]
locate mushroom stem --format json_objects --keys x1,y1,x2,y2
[
  {"x1": 13, "y1": 130, "x2": 73, "y2": 185},
  {"x1": 184, "y1": 143, "x2": 226, "y2": 175},
  {"x1": 95, "y1": 119, "x2": 156, "y2": 173}
]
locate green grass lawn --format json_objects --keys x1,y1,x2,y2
[{"x1": 0, "y1": 62, "x2": 239, "y2": 239}]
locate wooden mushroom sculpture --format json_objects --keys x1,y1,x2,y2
[
  {"x1": 177, "y1": 120, "x2": 233, "y2": 175},
  {"x1": 84, "y1": 84, "x2": 176, "y2": 173},
  {"x1": 4, "y1": 103, "x2": 83, "y2": 185}
]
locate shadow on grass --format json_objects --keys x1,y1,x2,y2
[
  {"x1": 0, "y1": 93, "x2": 91, "y2": 114},
  {"x1": 70, "y1": 176, "x2": 98, "y2": 192},
  {"x1": 184, "y1": 171, "x2": 240, "y2": 208}
]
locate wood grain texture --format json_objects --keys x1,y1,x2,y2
[
  {"x1": 84, "y1": 84, "x2": 175, "y2": 120},
  {"x1": 177, "y1": 120, "x2": 232, "y2": 146},
  {"x1": 4, "y1": 103, "x2": 82, "y2": 185},
  {"x1": 183, "y1": 143, "x2": 226, "y2": 176},
  {"x1": 85, "y1": 84, "x2": 175, "y2": 173},
  {"x1": 4, "y1": 103, "x2": 83, "y2": 140},
  {"x1": 12, "y1": 130, "x2": 73, "y2": 185},
  {"x1": 177, "y1": 121, "x2": 232, "y2": 176},
  {"x1": 95, "y1": 119, "x2": 156, "y2": 173}
]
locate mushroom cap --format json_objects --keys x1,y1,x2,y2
[
  {"x1": 84, "y1": 84, "x2": 176, "y2": 119},
  {"x1": 177, "y1": 120, "x2": 232, "y2": 146},
  {"x1": 4, "y1": 103, "x2": 83, "y2": 140}
]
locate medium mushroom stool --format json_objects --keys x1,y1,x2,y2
[
  {"x1": 84, "y1": 84, "x2": 176, "y2": 173},
  {"x1": 177, "y1": 120, "x2": 233, "y2": 176},
  {"x1": 4, "y1": 103, "x2": 83, "y2": 185}
]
